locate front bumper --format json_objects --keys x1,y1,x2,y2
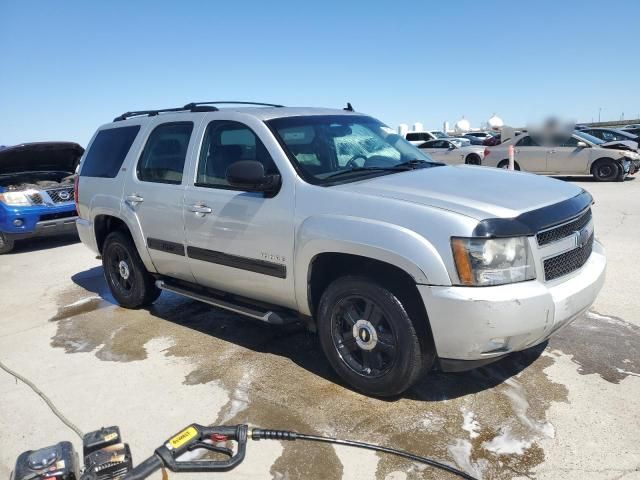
[
  {"x1": 419, "y1": 240, "x2": 606, "y2": 368},
  {"x1": 1, "y1": 203, "x2": 78, "y2": 240}
]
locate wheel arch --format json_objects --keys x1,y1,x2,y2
[
  {"x1": 94, "y1": 214, "x2": 156, "y2": 272},
  {"x1": 294, "y1": 215, "x2": 450, "y2": 317}
]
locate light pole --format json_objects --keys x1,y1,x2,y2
[{"x1": 598, "y1": 107, "x2": 601, "y2": 123}]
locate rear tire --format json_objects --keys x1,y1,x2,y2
[
  {"x1": 0, "y1": 233, "x2": 14, "y2": 254},
  {"x1": 465, "y1": 154, "x2": 482, "y2": 165},
  {"x1": 317, "y1": 276, "x2": 431, "y2": 397},
  {"x1": 102, "y1": 230, "x2": 161, "y2": 308},
  {"x1": 497, "y1": 159, "x2": 520, "y2": 170},
  {"x1": 592, "y1": 159, "x2": 621, "y2": 182}
]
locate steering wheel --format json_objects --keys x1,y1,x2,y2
[{"x1": 345, "y1": 155, "x2": 368, "y2": 169}]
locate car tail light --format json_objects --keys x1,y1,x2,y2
[
  {"x1": 484, "y1": 147, "x2": 491, "y2": 157},
  {"x1": 74, "y1": 174, "x2": 79, "y2": 212}
]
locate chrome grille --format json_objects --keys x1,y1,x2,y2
[
  {"x1": 537, "y1": 209, "x2": 592, "y2": 246},
  {"x1": 544, "y1": 233, "x2": 594, "y2": 281},
  {"x1": 46, "y1": 187, "x2": 74, "y2": 203}
]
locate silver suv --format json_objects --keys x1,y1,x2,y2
[{"x1": 76, "y1": 102, "x2": 606, "y2": 396}]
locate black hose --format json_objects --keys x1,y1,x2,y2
[{"x1": 251, "y1": 429, "x2": 478, "y2": 480}]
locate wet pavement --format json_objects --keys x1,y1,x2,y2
[
  {"x1": 45, "y1": 271, "x2": 639, "y2": 479},
  {"x1": 1, "y1": 178, "x2": 640, "y2": 479}
]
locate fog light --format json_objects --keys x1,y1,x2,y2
[
  {"x1": 483, "y1": 337, "x2": 508, "y2": 353},
  {"x1": 13, "y1": 219, "x2": 23, "y2": 227}
]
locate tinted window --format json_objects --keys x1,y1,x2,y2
[
  {"x1": 137, "y1": 122, "x2": 193, "y2": 184},
  {"x1": 81, "y1": 126, "x2": 140, "y2": 178},
  {"x1": 406, "y1": 132, "x2": 430, "y2": 141},
  {"x1": 516, "y1": 136, "x2": 540, "y2": 147},
  {"x1": 196, "y1": 121, "x2": 277, "y2": 188},
  {"x1": 431, "y1": 140, "x2": 449, "y2": 148}
]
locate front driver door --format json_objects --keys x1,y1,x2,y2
[
  {"x1": 183, "y1": 119, "x2": 296, "y2": 308},
  {"x1": 546, "y1": 136, "x2": 591, "y2": 174}
]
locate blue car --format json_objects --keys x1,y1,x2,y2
[{"x1": 0, "y1": 142, "x2": 84, "y2": 253}]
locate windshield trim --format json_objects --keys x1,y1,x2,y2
[{"x1": 265, "y1": 115, "x2": 439, "y2": 187}]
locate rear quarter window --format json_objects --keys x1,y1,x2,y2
[{"x1": 81, "y1": 125, "x2": 140, "y2": 178}]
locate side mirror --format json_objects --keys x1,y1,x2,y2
[
  {"x1": 226, "y1": 160, "x2": 281, "y2": 195},
  {"x1": 576, "y1": 141, "x2": 588, "y2": 148}
]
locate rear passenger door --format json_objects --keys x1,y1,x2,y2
[{"x1": 123, "y1": 120, "x2": 196, "y2": 282}]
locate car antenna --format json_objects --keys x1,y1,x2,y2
[{"x1": 344, "y1": 102, "x2": 354, "y2": 112}]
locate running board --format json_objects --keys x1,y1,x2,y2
[{"x1": 155, "y1": 280, "x2": 292, "y2": 325}]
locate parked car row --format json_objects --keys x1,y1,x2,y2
[{"x1": 404, "y1": 124, "x2": 640, "y2": 182}]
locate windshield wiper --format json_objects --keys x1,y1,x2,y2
[
  {"x1": 324, "y1": 160, "x2": 431, "y2": 180},
  {"x1": 392, "y1": 159, "x2": 431, "y2": 169},
  {"x1": 324, "y1": 166, "x2": 402, "y2": 180}
]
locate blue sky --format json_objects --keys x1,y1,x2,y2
[{"x1": 1, "y1": 0, "x2": 639, "y2": 146}]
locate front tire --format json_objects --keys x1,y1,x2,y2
[
  {"x1": 592, "y1": 159, "x2": 621, "y2": 182},
  {"x1": 0, "y1": 233, "x2": 15, "y2": 254},
  {"x1": 102, "y1": 230, "x2": 161, "y2": 308},
  {"x1": 317, "y1": 276, "x2": 431, "y2": 397}
]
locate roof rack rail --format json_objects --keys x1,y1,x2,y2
[
  {"x1": 183, "y1": 101, "x2": 285, "y2": 108},
  {"x1": 113, "y1": 101, "x2": 284, "y2": 122}
]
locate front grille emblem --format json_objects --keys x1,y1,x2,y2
[{"x1": 576, "y1": 227, "x2": 590, "y2": 248}]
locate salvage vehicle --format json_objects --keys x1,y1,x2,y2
[
  {"x1": 0, "y1": 142, "x2": 83, "y2": 253},
  {"x1": 76, "y1": 102, "x2": 606, "y2": 396},
  {"x1": 417, "y1": 138, "x2": 484, "y2": 165},
  {"x1": 484, "y1": 130, "x2": 638, "y2": 181}
]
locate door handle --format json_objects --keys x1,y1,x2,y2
[
  {"x1": 548, "y1": 150, "x2": 556, "y2": 154},
  {"x1": 188, "y1": 203, "x2": 213, "y2": 215},
  {"x1": 126, "y1": 194, "x2": 144, "y2": 205}
]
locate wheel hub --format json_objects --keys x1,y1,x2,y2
[
  {"x1": 352, "y1": 319, "x2": 378, "y2": 351},
  {"x1": 118, "y1": 260, "x2": 130, "y2": 280}
]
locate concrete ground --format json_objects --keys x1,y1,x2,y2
[{"x1": 0, "y1": 177, "x2": 638, "y2": 480}]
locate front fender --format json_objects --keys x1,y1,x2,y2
[{"x1": 294, "y1": 215, "x2": 451, "y2": 315}]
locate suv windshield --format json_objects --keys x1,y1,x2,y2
[{"x1": 267, "y1": 115, "x2": 437, "y2": 185}]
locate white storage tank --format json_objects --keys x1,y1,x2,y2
[
  {"x1": 488, "y1": 114, "x2": 504, "y2": 129},
  {"x1": 454, "y1": 117, "x2": 470, "y2": 133}
]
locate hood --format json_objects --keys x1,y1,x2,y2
[
  {"x1": 0, "y1": 142, "x2": 84, "y2": 175},
  {"x1": 600, "y1": 140, "x2": 638, "y2": 152},
  {"x1": 334, "y1": 165, "x2": 583, "y2": 220}
]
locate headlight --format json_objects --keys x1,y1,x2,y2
[
  {"x1": 451, "y1": 236, "x2": 536, "y2": 286},
  {"x1": 0, "y1": 191, "x2": 33, "y2": 206}
]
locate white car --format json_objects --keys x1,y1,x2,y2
[
  {"x1": 418, "y1": 138, "x2": 485, "y2": 165},
  {"x1": 484, "y1": 130, "x2": 638, "y2": 181},
  {"x1": 404, "y1": 130, "x2": 449, "y2": 145}
]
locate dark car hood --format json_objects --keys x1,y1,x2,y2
[
  {"x1": 601, "y1": 140, "x2": 638, "y2": 152},
  {"x1": 0, "y1": 142, "x2": 84, "y2": 175}
]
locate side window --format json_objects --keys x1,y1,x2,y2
[
  {"x1": 516, "y1": 136, "x2": 539, "y2": 147},
  {"x1": 137, "y1": 122, "x2": 193, "y2": 184},
  {"x1": 196, "y1": 121, "x2": 277, "y2": 188},
  {"x1": 432, "y1": 140, "x2": 447, "y2": 148},
  {"x1": 560, "y1": 136, "x2": 579, "y2": 148},
  {"x1": 81, "y1": 126, "x2": 140, "y2": 178}
]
